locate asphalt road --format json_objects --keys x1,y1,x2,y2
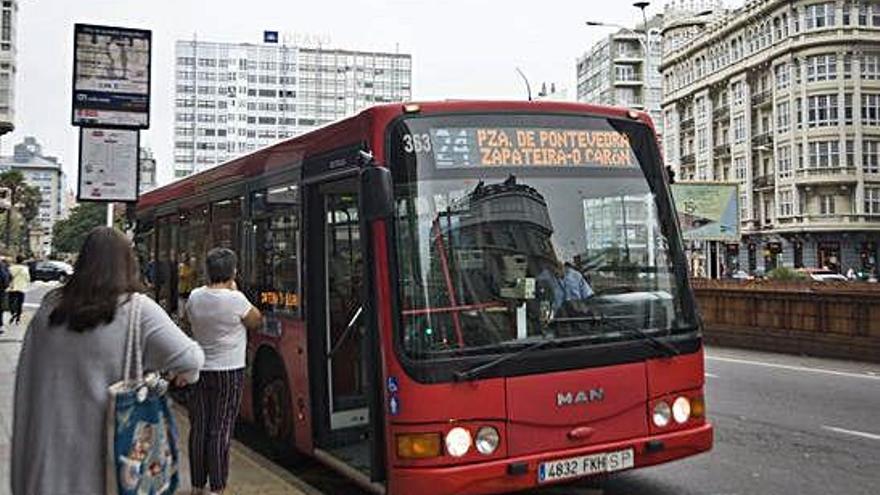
[{"x1": 19, "y1": 284, "x2": 880, "y2": 494}]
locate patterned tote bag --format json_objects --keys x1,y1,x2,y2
[{"x1": 106, "y1": 293, "x2": 181, "y2": 495}]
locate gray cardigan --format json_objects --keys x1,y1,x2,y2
[{"x1": 11, "y1": 292, "x2": 205, "y2": 495}]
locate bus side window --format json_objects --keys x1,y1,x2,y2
[
  {"x1": 179, "y1": 205, "x2": 210, "y2": 294},
  {"x1": 252, "y1": 184, "x2": 301, "y2": 317}
]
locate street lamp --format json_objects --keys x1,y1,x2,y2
[{"x1": 515, "y1": 67, "x2": 533, "y2": 102}]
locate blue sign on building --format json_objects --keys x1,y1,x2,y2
[{"x1": 264, "y1": 31, "x2": 279, "y2": 43}]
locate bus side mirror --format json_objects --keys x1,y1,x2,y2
[
  {"x1": 360, "y1": 166, "x2": 394, "y2": 222},
  {"x1": 666, "y1": 165, "x2": 676, "y2": 184}
]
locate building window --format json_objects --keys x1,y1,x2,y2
[
  {"x1": 863, "y1": 93, "x2": 880, "y2": 126},
  {"x1": 734, "y1": 115, "x2": 745, "y2": 143},
  {"x1": 805, "y1": 3, "x2": 836, "y2": 29},
  {"x1": 740, "y1": 192, "x2": 749, "y2": 220},
  {"x1": 866, "y1": 187, "x2": 880, "y2": 215},
  {"x1": 847, "y1": 140, "x2": 856, "y2": 168},
  {"x1": 864, "y1": 53, "x2": 880, "y2": 80},
  {"x1": 807, "y1": 94, "x2": 839, "y2": 127},
  {"x1": 806, "y1": 54, "x2": 837, "y2": 82},
  {"x1": 865, "y1": 140, "x2": 880, "y2": 173},
  {"x1": 845, "y1": 93, "x2": 854, "y2": 124},
  {"x1": 808, "y1": 140, "x2": 841, "y2": 168},
  {"x1": 776, "y1": 101, "x2": 790, "y2": 132},
  {"x1": 775, "y1": 63, "x2": 790, "y2": 90},
  {"x1": 778, "y1": 145, "x2": 793, "y2": 178},
  {"x1": 819, "y1": 195, "x2": 836, "y2": 215},
  {"x1": 860, "y1": 2, "x2": 880, "y2": 26},
  {"x1": 779, "y1": 189, "x2": 794, "y2": 217},
  {"x1": 732, "y1": 81, "x2": 744, "y2": 106},
  {"x1": 735, "y1": 156, "x2": 747, "y2": 180}
]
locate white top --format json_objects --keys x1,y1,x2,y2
[
  {"x1": 186, "y1": 286, "x2": 253, "y2": 371},
  {"x1": 8, "y1": 264, "x2": 30, "y2": 292}
]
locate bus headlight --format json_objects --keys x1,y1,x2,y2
[
  {"x1": 652, "y1": 401, "x2": 671, "y2": 427},
  {"x1": 445, "y1": 427, "x2": 472, "y2": 457},
  {"x1": 672, "y1": 396, "x2": 691, "y2": 424},
  {"x1": 475, "y1": 426, "x2": 500, "y2": 455}
]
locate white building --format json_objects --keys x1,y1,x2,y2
[
  {"x1": 173, "y1": 38, "x2": 412, "y2": 178},
  {"x1": 0, "y1": 0, "x2": 18, "y2": 135},
  {"x1": 661, "y1": 0, "x2": 880, "y2": 276},
  {"x1": 0, "y1": 137, "x2": 67, "y2": 256},
  {"x1": 577, "y1": 14, "x2": 665, "y2": 136},
  {"x1": 139, "y1": 147, "x2": 157, "y2": 195}
]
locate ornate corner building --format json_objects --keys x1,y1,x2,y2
[{"x1": 661, "y1": 0, "x2": 880, "y2": 275}]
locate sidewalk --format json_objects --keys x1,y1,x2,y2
[{"x1": 0, "y1": 309, "x2": 312, "y2": 495}]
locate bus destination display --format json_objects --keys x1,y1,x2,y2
[{"x1": 413, "y1": 127, "x2": 635, "y2": 169}]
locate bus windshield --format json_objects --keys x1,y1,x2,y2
[{"x1": 389, "y1": 113, "x2": 697, "y2": 360}]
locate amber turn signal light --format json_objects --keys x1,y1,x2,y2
[
  {"x1": 690, "y1": 395, "x2": 706, "y2": 418},
  {"x1": 397, "y1": 433, "x2": 442, "y2": 459}
]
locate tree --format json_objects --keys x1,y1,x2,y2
[
  {"x1": 0, "y1": 171, "x2": 43, "y2": 256},
  {"x1": 52, "y1": 203, "x2": 108, "y2": 255}
]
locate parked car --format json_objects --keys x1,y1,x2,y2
[
  {"x1": 798, "y1": 268, "x2": 848, "y2": 282},
  {"x1": 28, "y1": 260, "x2": 74, "y2": 282},
  {"x1": 730, "y1": 269, "x2": 753, "y2": 280}
]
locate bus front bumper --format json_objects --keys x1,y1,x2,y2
[{"x1": 391, "y1": 422, "x2": 713, "y2": 495}]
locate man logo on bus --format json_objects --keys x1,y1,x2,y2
[{"x1": 557, "y1": 388, "x2": 605, "y2": 407}]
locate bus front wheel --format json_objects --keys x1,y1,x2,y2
[{"x1": 256, "y1": 363, "x2": 294, "y2": 456}]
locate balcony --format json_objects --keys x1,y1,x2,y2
[
  {"x1": 714, "y1": 143, "x2": 731, "y2": 157},
  {"x1": 713, "y1": 105, "x2": 730, "y2": 121},
  {"x1": 794, "y1": 167, "x2": 858, "y2": 184},
  {"x1": 614, "y1": 51, "x2": 644, "y2": 63},
  {"x1": 753, "y1": 174, "x2": 776, "y2": 189},
  {"x1": 680, "y1": 153, "x2": 696, "y2": 165},
  {"x1": 680, "y1": 117, "x2": 695, "y2": 130},
  {"x1": 776, "y1": 214, "x2": 878, "y2": 230},
  {"x1": 752, "y1": 133, "x2": 773, "y2": 148},
  {"x1": 613, "y1": 77, "x2": 643, "y2": 87},
  {"x1": 751, "y1": 90, "x2": 772, "y2": 107}
]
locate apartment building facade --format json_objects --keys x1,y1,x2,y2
[
  {"x1": 577, "y1": 15, "x2": 665, "y2": 135},
  {"x1": 0, "y1": 137, "x2": 67, "y2": 257},
  {"x1": 174, "y1": 39, "x2": 412, "y2": 178},
  {"x1": 0, "y1": 0, "x2": 17, "y2": 135},
  {"x1": 661, "y1": 0, "x2": 880, "y2": 276}
]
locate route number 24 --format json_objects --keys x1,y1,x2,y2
[{"x1": 403, "y1": 133, "x2": 432, "y2": 153}]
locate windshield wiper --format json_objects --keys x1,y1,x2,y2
[
  {"x1": 594, "y1": 314, "x2": 679, "y2": 357},
  {"x1": 549, "y1": 314, "x2": 679, "y2": 357},
  {"x1": 454, "y1": 338, "x2": 556, "y2": 381}
]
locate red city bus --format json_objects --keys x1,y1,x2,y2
[{"x1": 137, "y1": 100, "x2": 712, "y2": 494}]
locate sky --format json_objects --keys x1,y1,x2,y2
[{"x1": 5, "y1": 0, "x2": 739, "y2": 191}]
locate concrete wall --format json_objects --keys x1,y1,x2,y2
[{"x1": 692, "y1": 280, "x2": 880, "y2": 363}]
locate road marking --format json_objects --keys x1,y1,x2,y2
[
  {"x1": 23, "y1": 303, "x2": 40, "y2": 309},
  {"x1": 705, "y1": 372, "x2": 719, "y2": 378},
  {"x1": 822, "y1": 425, "x2": 880, "y2": 441},
  {"x1": 706, "y1": 356, "x2": 880, "y2": 381}
]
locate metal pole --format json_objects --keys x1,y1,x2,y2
[
  {"x1": 634, "y1": 2, "x2": 651, "y2": 108},
  {"x1": 107, "y1": 203, "x2": 114, "y2": 228}
]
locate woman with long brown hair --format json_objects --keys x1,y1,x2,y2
[{"x1": 11, "y1": 227, "x2": 205, "y2": 495}]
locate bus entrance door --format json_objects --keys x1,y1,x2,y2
[{"x1": 308, "y1": 177, "x2": 375, "y2": 479}]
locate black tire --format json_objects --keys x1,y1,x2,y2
[{"x1": 255, "y1": 362, "x2": 297, "y2": 458}]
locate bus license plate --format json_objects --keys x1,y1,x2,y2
[{"x1": 538, "y1": 448, "x2": 634, "y2": 483}]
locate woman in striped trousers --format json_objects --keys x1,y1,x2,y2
[{"x1": 184, "y1": 248, "x2": 262, "y2": 495}]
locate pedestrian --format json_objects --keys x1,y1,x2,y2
[
  {"x1": 7, "y1": 255, "x2": 30, "y2": 325},
  {"x1": 184, "y1": 247, "x2": 262, "y2": 495},
  {"x1": 0, "y1": 257, "x2": 11, "y2": 333},
  {"x1": 11, "y1": 227, "x2": 205, "y2": 495}
]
